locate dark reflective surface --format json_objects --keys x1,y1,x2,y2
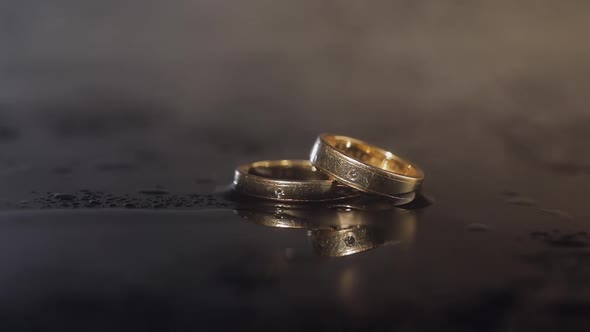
[{"x1": 0, "y1": 206, "x2": 588, "y2": 331}]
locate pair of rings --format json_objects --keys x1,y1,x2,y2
[{"x1": 232, "y1": 134, "x2": 424, "y2": 203}]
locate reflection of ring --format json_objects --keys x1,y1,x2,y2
[
  {"x1": 235, "y1": 205, "x2": 416, "y2": 230},
  {"x1": 235, "y1": 203, "x2": 418, "y2": 257},
  {"x1": 310, "y1": 134, "x2": 424, "y2": 198},
  {"x1": 232, "y1": 160, "x2": 358, "y2": 202},
  {"x1": 235, "y1": 207, "x2": 313, "y2": 229},
  {"x1": 309, "y1": 210, "x2": 417, "y2": 257}
]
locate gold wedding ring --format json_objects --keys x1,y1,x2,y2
[
  {"x1": 232, "y1": 160, "x2": 358, "y2": 202},
  {"x1": 310, "y1": 134, "x2": 424, "y2": 198}
]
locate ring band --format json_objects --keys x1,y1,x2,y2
[
  {"x1": 309, "y1": 134, "x2": 424, "y2": 197},
  {"x1": 232, "y1": 160, "x2": 358, "y2": 202}
]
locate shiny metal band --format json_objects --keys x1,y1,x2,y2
[
  {"x1": 309, "y1": 134, "x2": 424, "y2": 198},
  {"x1": 232, "y1": 160, "x2": 358, "y2": 202}
]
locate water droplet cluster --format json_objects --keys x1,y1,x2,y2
[{"x1": 12, "y1": 190, "x2": 232, "y2": 210}]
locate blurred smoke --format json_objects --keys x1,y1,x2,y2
[{"x1": 1, "y1": 0, "x2": 589, "y2": 118}]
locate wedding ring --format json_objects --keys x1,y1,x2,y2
[
  {"x1": 310, "y1": 134, "x2": 424, "y2": 198},
  {"x1": 232, "y1": 160, "x2": 358, "y2": 202}
]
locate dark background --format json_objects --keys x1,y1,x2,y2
[{"x1": 1, "y1": 1, "x2": 589, "y2": 331}]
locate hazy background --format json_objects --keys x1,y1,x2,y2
[
  {"x1": 0, "y1": 1, "x2": 589, "y2": 212},
  {"x1": 2, "y1": 1, "x2": 589, "y2": 116}
]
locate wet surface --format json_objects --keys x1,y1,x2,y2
[
  {"x1": 2, "y1": 1, "x2": 590, "y2": 330},
  {"x1": 0, "y1": 207, "x2": 588, "y2": 331},
  {"x1": 0, "y1": 110, "x2": 588, "y2": 331}
]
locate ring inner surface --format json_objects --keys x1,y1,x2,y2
[
  {"x1": 326, "y1": 136, "x2": 419, "y2": 177},
  {"x1": 249, "y1": 164, "x2": 330, "y2": 181}
]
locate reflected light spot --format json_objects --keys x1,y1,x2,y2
[{"x1": 339, "y1": 267, "x2": 358, "y2": 300}]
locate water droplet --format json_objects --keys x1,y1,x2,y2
[
  {"x1": 52, "y1": 193, "x2": 77, "y2": 201},
  {"x1": 506, "y1": 196, "x2": 536, "y2": 206},
  {"x1": 274, "y1": 188, "x2": 285, "y2": 198},
  {"x1": 540, "y1": 208, "x2": 572, "y2": 220},
  {"x1": 347, "y1": 170, "x2": 358, "y2": 181}
]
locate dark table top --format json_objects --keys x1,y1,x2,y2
[{"x1": 1, "y1": 2, "x2": 590, "y2": 331}]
